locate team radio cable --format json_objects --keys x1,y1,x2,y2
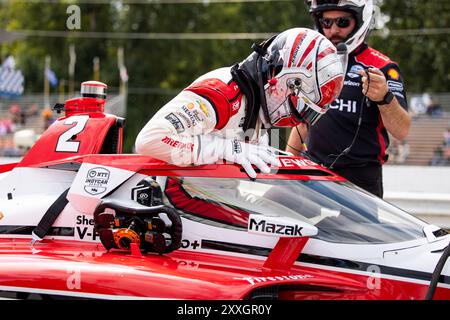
[
  {"x1": 283, "y1": 77, "x2": 368, "y2": 166},
  {"x1": 326, "y1": 68, "x2": 371, "y2": 170}
]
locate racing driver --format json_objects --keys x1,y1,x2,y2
[{"x1": 135, "y1": 27, "x2": 345, "y2": 178}]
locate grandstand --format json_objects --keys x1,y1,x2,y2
[
  {"x1": 0, "y1": 94, "x2": 52, "y2": 131},
  {"x1": 1, "y1": 91, "x2": 450, "y2": 167},
  {"x1": 0, "y1": 92, "x2": 124, "y2": 157},
  {"x1": 390, "y1": 113, "x2": 450, "y2": 166}
]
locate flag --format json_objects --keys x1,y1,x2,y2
[
  {"x1": 120, "y1": 66, "x2": 128, "y2": 83},
  {"x1": 0, "y1": 55, "x2": 24, "y2": 97},
  {"x1": 69, "y1": 44, "x2": 76, "y2": 77},
  {"x1": 2, "y1": 56, "x2": 15, "y2": 70},
  {"x1": 45, "y1": 67, "x2": 58, "y2": 87}
]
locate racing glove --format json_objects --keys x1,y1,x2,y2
[{"x1": 194, "y1": 134, "x2": 279, "y2": 179}]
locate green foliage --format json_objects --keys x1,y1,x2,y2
[
  {"x1": 109, "y1": 0, "x2": 309, "y2": 151},
  {"x1": 1, "y1": 0, "x2": 449, "y2": 152},
  {"x1": 370, "y1": 0, "x2": 450, "y2": 93},
  {"x1": 0, "y1": 1, "x2": 120, "y2": 94},
  {"x1": 0, "y1": 0, "x2": 310, "y2": 151}
]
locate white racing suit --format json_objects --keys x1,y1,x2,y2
[{"x1": 135, "y1": 67, "x2": 278, "y2": 178}]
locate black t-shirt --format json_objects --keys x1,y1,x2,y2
[{"x1": 307, "y1": 44, "x2": 408, "y2": 168}]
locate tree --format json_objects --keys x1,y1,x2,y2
[
  {"x1": 118, "y1": 0, "x2": 309, "y2": 151},
  {"x1": 370, "y1": 0, "x2": 450, "y2": 93},
  {"x1": 0, "y1": 0, "x2": 311, "y2": 151},
  {"x1": 0, "y1": 1, "x2": 122, "y2": 96}
]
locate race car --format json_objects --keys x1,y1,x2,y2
[{"x1": 0, "y1": 81, "x2": 449, "y2": 300}]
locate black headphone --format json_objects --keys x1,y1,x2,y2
[{"x1": 231, "y1": 34, "x2": 278, "y2": 131}]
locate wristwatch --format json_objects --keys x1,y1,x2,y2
[{"x1": 374, "y1": 90, "x2": 394, "y2": 105}]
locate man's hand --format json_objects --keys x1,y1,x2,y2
[
  {"x1": 359, "y1": 68, "x2": 389, "y2": 102},
  {"x1": 358, "y1": 67, "x2": 411, "y2": 140},
  {"x1": 223, "y1": 139, "x2": 279, "y2": 178},
  {"x1": 195, "y1": 135, "x2": 279, "y2": 179}
]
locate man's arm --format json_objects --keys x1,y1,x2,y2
[
  {"x1": 286, "y1": 123, "x2": 309, "y2": 155},
  {"x1": 360, "y1": 67, "x2": 411, "y2": 140},
  {"x1": 135, "y1": 90, "x2": 278, "y2": 178},
  {"x1": 377, "y1": 97, "x2": 411, "y2": 140},
  {"x1": 135, "y1": 91, "x2": 217, "y2": 166}
]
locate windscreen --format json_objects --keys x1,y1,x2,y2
[{"x1": 163, "y1": 177, "x2": 426, "y2": 244}]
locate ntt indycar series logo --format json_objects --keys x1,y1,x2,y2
[
  {"x1": 248, "y1": 214, "x2": 305, "y2": 237},
  {"x1": 84, "y1": 167, "x2": 110, "y2": 195}
]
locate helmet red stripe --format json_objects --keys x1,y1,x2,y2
[
  {"x1": 317, "y1": 46, "x2": 335, "y2": 62},
  {"x1": 296, "y1": 35, "x2": 319, "y2": 68},
  {"x1": 288, "y1": 32, "x2": 307, "y2": 67},
  {"x1": 317, "y1": 75, "x2": 344, "y2": 106}
]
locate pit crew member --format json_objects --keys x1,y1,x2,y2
[{"x1": 287, "y1": 0, "x2": 411, "y2": 197}]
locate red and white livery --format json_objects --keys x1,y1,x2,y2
[{"x1": 0, "y1": 82, "x2": 448, "y2": 300}]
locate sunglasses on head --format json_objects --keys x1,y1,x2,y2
[{"x1": 319, "y1": 16, "x2": 353, "y2": 29}]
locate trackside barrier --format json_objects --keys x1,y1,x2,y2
[{"x1": 383, "y1": 165, "x2": 450, "y2": 229}]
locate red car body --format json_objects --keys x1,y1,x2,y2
[{"x1": 0, "y1": 90, "x2": 449, "y2": 300}]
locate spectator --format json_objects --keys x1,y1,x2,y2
[
  {"x1": 2, "y1": 137, "x2": 21, "y2": 157},
  {"x1": 0, "y1": 118, "x2": 7, "y2": 137},
  {"x1": 444, "y1": 127, "x2": 450, "y2": 146},
  {"x1": 20, "y1": 109, "x2": 26, "y2": 125},
  {"x1": 396, "y1": 140, "x2": 409, "y2": 164},
  {"x1": 41, "y1": 107, "x2": 55, "y2": 131},
  {"x1": 425, "y1": 97, "x2": 443, "y2": 118},
  {"x1": 409, "y1": 95, "x2": 427, "y2": 117},
  {"x1": 444, "y1": 144, "x2": 450, "y2": 165},
  {"x1": 2, "y1": 117, "x2": 14, "y2": 134},
  {"x1": 8, "y1": 104, "x2": 21, "y2": 125},
  {"x1": 27, "y1": 103, "x2": 39, "y2": 117},
  {"x1": 389, "y1": 139, "x2": 409, "y2": 164},
  {"x1": 429, "y1": 145, "x2": 445, "y2": 166}
]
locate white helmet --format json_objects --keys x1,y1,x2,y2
[
  {"x1": 255, "y1": 28, "x2": 345, "y2": 127},
  {"x1": 13, "y1": 129, "x2": 37, "y2": 151},
  {"x1": 309, "y1": 0, "x2": 374, "y2": 54}
]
